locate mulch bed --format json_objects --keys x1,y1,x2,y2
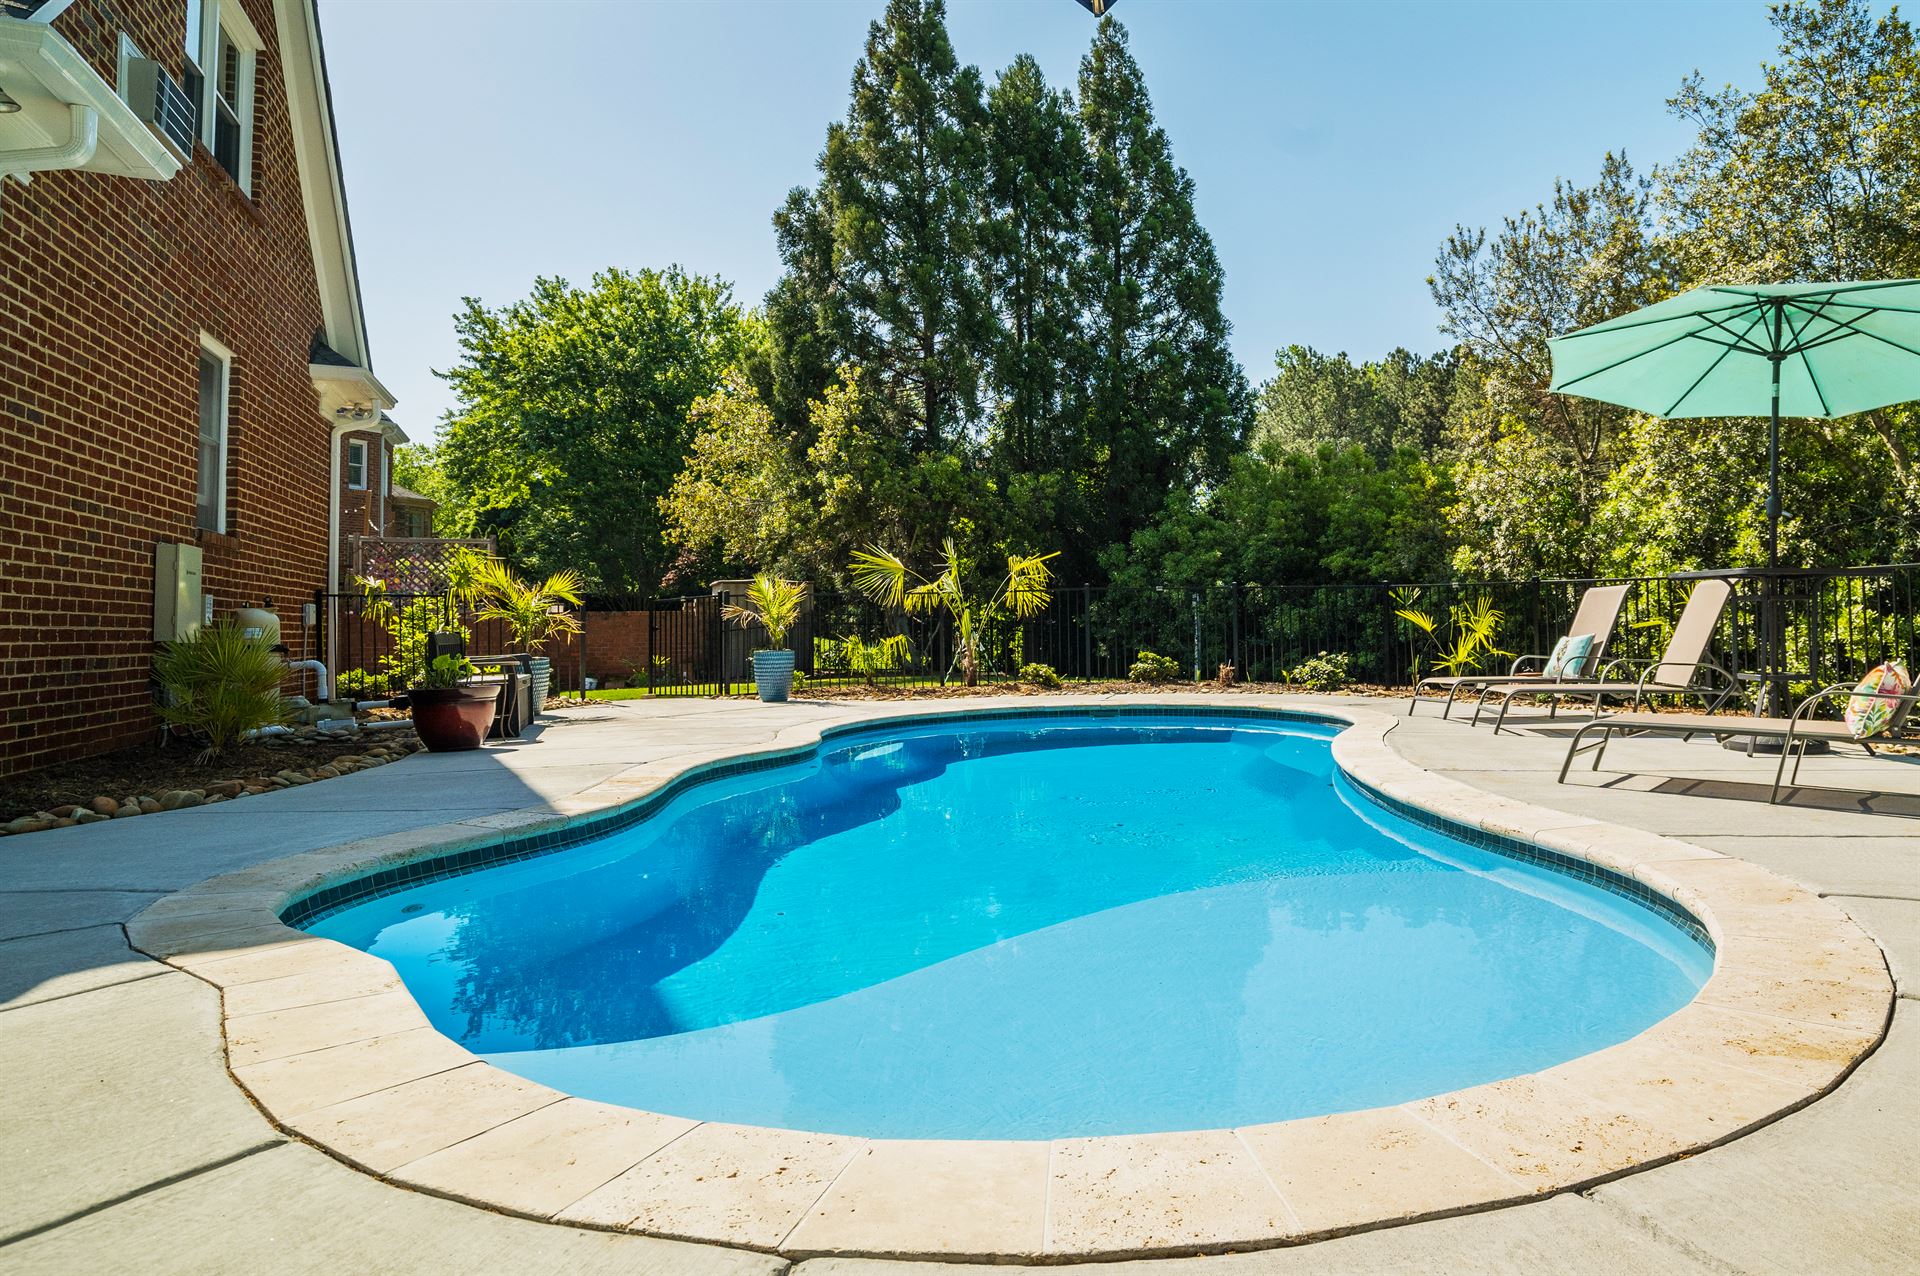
[{"x1": 0, "y1": 731, "x2": 420, "y2": 829}]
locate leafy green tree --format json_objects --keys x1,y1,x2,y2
[
  {"x1": 435, "y1": 268, "x2": 750, "y2": 593},
  {"x1": 1429, "y1": 153, "x2": 1670, "y2": 572},
  {"x1": 769, "y1": 0, "x2": 991, "y2": 457},
  {"x1": 1076, "y1": 16, "x2": 1251, "y2": 570},
  {"x1": 1107, "y1": 442, "x2": 1454, "y2": 597},
  {"x1": 1656, "y1": 0, "x2": 1920, "y2": 520},
  {"x1": 662, "y1": 367, "x2": 996, "y2": 587},
  {"x1": 1253, "y1": 346, "x2": 1456, "y2": 460}
]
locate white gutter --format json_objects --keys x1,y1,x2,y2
[{"x1": 0, "y1": 101, "x2": 95, "y2": 184}]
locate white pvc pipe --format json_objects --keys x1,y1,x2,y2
[{"x1": 287, "y1": 658, "x2": 330, "y2": 702}]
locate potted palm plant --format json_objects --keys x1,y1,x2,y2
[
  {"x1": 475, "y1": 563, "x2": 585, "y2": 713},
  {"x1": 724, "y1": 573, "x2": 805, "y2": 703},
  {"x1": 408, "y1": 654, "x2": 502, "y2": 752}
]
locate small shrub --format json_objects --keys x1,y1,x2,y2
[
  {"x1": 334, "y1": 668, "x2": 389, "y2": 699},
  {"x1": 1287, "y1": 651, "x2": 1351, "y2": 691},
  {"x1": 1019, "y1": 661, "x2": 1062, "y2": 689},
  {"x1": 1128, "y1": 650, "x2": 1182, "y2": 683},
  {"x1": 832, "y1": 632, "x2": 910, "y2": 684},
  {"x1": 153, "y1": 622, "x2": 290, "y2": 761}
]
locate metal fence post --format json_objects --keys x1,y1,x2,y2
[
  {"x1": 1082, "y1": 584, "x2": 1093, "y2": 682},
  {"x1": 714, "y1": 593, "x2": 729, "y2": 698},
  {"x1": 1191, "y1": 592, "x2": 1202, "y2": 682}
]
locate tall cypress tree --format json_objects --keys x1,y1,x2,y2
[
  {"x1": 1077, "y1": 17, "x2": 1250, "y2": 559},
  {"x1": 982, "y1": 54, "x2": 1088, "y2": 475},
  {"x1": 769, "y1": 0, "x2": 990, "y2": 455}
]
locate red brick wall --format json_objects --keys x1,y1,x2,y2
[
  {"x1": 0, "y1": 0, "x2": 340, "y2": 775},
  {"x1": 337, "y1": 427, "x2": 388, "y2": 551}
]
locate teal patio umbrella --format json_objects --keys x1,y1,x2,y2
[
  {"x1": 1548, "y1": 279, "x2": 1920, "y2": 571},
  {"x1": 1549, "y1": 279, "x2": 1920, "y2": 712}
]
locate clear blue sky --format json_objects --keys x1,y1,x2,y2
[{"x1": 319, "y1": 0, "x2": 1789, "y2": 439}]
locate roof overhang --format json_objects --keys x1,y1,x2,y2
[
  {"x1": 0, "y1": 17, "x2": 181, "y2": 181},
  {"x1": 310, "y1": 360, "x2": 397, "y2": 422}
]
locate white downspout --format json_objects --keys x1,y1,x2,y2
[
  {"x1": 0, "y1": 103, "x2": 98, "y2": 185},
  {"x1": 325, "y1": 417, "x2": 360, "y2": 674}
]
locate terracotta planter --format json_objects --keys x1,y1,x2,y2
[{"x1": 408, "y1": 683, "x2": 501, "y2": 752}]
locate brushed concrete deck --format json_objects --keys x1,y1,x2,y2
[{"x1": 1, "y1": 692, "x2": 1915, "y2": 1273}]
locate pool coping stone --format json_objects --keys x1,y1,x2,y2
[{"x1": 124, "y1": 694, "x2": 1895, "y2": 1262}]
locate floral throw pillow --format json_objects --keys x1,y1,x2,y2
[
  {"x1": 1544, "y1": 634, "x2": 1595, "y2": 680},
  {"x1": 1844, "y1": 661, "x2": 1912, "y2": 739}
]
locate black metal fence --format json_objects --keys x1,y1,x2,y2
[
  {"x1": 315, "y1": 590, "x2": 531, "y2": 699},
  {"x1": 574, "y1": 565, "x2": 1916, "y2": 702},
  {"x1": 323, "y1": 565, "x2": 1920, "y2": 707}
]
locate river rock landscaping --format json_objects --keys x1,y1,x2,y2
[{"x1": 0, "y1": 729, "x2": 423, "y2": 837}]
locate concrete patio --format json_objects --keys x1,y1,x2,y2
[{"x1": 1, "y1": 692, "x2": 1914, "y2": 1274}]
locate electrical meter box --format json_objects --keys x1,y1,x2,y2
[{"x1": 153, "y1": 543, "x2": 205, "y2": 641}]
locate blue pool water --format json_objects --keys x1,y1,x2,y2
[{"x1": 303, "y1": 713, "x2": 1711, "y2": 1139}]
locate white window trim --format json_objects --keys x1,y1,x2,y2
[
  {"x1": 115, "y1": 33, "x2": 143, "y2": 102},
  {"x1": 193, "y1": 0, "x2": 262, "y2": 195},
  {"x1": 346, "y1": 438, "x2": 368, "y2": 491},
  {"x1": 198, "y1": 333, "x2": 233, "y2": 534}
]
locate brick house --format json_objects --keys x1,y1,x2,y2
[
  {"x1": 336, "y1": 409, "x2": 434, "y2": 545},
  {"x1": 0, "y1": 0, "x2": 394, "y2": 774}
]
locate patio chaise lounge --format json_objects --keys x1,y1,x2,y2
[
  {"x1": 1408, "y1": 582, "x2": 1632, "y2": 719},
  {"x1": 1557, "y1": 680, "x2": 1918, "y2": 804},
  {"x1": 1473, "y1": 578, "x2": 1738, "y2": 733}
]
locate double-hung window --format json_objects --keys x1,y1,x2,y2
[
  {"x1": 185, "y1": 0, "x2": 260, "y2": 193},
  {"x1": 196, "y1": 338, "x2": 232, "y2": 533},
  {"x1": 346, "y1": 439, "x2": 367, "y2": 490}
]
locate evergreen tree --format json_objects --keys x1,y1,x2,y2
[
  {"x1": 769, "y1": 0, "x2": 991, "y2": 456},
  {"x1": 982, "y1": 54, "x2": 1089, "y2": 474},
  {"x1": 1077, "y1": 17, "x2": 1250, "y2": 567}
]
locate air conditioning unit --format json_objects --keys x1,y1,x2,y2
[{"x1": 124, "y1": 58, "x2": 195, "y2": 160}]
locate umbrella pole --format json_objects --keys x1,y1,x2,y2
[{"x1": 1765, "y1": 305, "x2": 1784, "y2": 713}]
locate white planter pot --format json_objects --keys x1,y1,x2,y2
[{"x1": 753, "y1": 649, "x2": 795, "y2": 703}]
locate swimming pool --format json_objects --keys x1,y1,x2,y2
[{"x1": 301, "y1": 710, "x2": 1712, "y2": 1140}]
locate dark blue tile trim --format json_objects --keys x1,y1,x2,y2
[{"x1": 280, "y1": 704, "x2": 1711, "y2": 957}]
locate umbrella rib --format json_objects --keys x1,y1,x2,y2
[
  {"x1": 1691, "y1": 307, "x2": 1776, "y2": 355},
  {"x1": 1554, "y1": 298, "x2": 1761, "y2": 340},
  {"x1": 1787, "y1": 304, "x2": 1920, "y2": 362},
  {"x1": 1787, "y1": 298, "x2": 1920, "y2": 316},
  {"x1": 1553, "y1": 326, "x2": 1711, "y2": 390},
  {"x1": 1780, "y1": 305, "x2": 1832, "y2": 416},
  {"x1": 1664, "y1": 308, "x2": 1770, "y2": 416}
]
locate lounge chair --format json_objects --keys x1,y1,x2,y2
[
  {"x1": 1408, "y1": 583, "x2": 1632, "y2": 718},
  {"x1": 1473, "y1": 578, "x2": 1738, "y2": 733},
  {"x1": 1558, "y1": 679, "x2": 1918, "y2": 804}
]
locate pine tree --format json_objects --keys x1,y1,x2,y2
[
  {"x1": 769, "y1": 0, "x2": 991, "y2": 456},
  {"x1": 1077, "y1": 17, "x2": 1250, "y2": 560},
  {"x1": 982, "y1": 54, "x2": 1088, "y2": 475}
]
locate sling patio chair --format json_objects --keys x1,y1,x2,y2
[
  {"x1": 1407, "y1": 582, "x2": 1632, "y2": 719},
  {"x1": 1472, "y1": 577, "x2": 1739, "y2": 733},
  {"x1": 1558, "y1": 674, "x2": 1918, "y2": 804}
]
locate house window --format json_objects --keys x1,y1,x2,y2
[
  {"x1": 346, "y1": 439, "x2": 367, "y2": 490},
  {"x1": 188, "y1": 0, "x2": 259, "y2": 193},
  {"x1": 195, "y1": 341, "x2": 231, "y2": 533}
]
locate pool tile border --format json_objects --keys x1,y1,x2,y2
[{"x1": 125, "y1": 693, "x2": 1896, "y2": 1263}]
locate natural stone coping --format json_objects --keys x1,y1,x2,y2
[{"x1": 126, "y1": 694, "x2": 1895, "y2": 1263}]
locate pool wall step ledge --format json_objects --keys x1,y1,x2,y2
[{"x1": 123, "y1": 695, "x2": 1896, "y2": 1263}]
